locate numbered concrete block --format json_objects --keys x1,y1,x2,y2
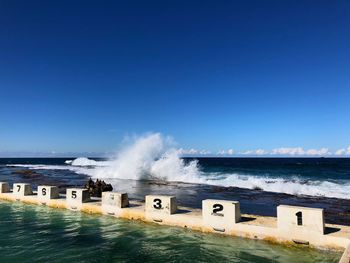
[
  {"x1": 66, "y1": 188, "x2": 90, "y2": 210},
  {"x1": 13, "y1": 183, "x2": 33, "y2": 197},
  {"x1": 102, "y1": 192, "x2": 129, "y2": 215},
  {"x1": 145, "y1": 195, "x2": 177, "y2": 216},
  {"x1": 202, "y1": 199, "x2": 241, "y2": 232},
  {"x1": 277, "y1": 205, "x2": 324, "y2": 235},
  {"x1": 0, "y1": 182, "x2": 10, "y2": 193},
  {"x1": 37, "y1": 186, "x2": 59, "y2": 203}
]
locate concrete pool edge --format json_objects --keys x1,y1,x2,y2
[
  {"x1": 339, "y1": 243, "x2": 350, "y2": 263},
  {"x1": 0, "y1": 185, "x2": 349, "y2": 262}
]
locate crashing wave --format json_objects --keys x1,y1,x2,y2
[{"x1": 92, "y1": 133, "x2": 202, "y2": 182}]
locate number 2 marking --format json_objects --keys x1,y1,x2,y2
[
  {"x1": 17, "y1": 185, "x2": 21, "y2": 192},
  {"x1": 153, "y1": 198, "x2": 162, "y2": 209},
  {"x1": 212, "y1": 204, "x2": 224, "y2": 216}
]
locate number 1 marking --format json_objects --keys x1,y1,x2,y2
[{"x1": 296, "y1": 211, "x2": 303, "y2": 226}]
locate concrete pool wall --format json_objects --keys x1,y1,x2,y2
[{"x1": 0, "y1": 182, "x2": 349, "y2": 262}]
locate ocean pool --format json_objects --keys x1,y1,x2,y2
[{"x1": 0, "y1": 201, "x2": 341, "y2": 263}]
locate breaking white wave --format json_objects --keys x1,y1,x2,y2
[
  {"x1": 5, "y1": 133, "x2": 350, "y2": 199},
  {"x1": 92, "y1": 133, "x2": 203, "y2": 183},
  {"x1": 65, "y1": 157, "x2": 111, "y2": 167},
  {"x1": 204, "y1": 173, "x2": 350, "y2": 199}
]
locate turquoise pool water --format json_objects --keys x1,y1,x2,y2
[{"x1": 0, "y1": 201, "x2": 341, "y2": 263}]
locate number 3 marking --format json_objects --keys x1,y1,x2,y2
[{"x1": 153, "y1": 198, "x2": 162, "y2": 209}]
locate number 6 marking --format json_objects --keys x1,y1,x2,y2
[{"x1": 153, "y1": 198, "x2": 162, "y2": 209}]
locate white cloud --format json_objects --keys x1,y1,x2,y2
[
  {"x1": 179, "y1": 146, "x2": 349, "y2": 157},
  {"x1": 227, "y1": 149, "x2": 235, "y2": 155},
  {"x1": 199, "y1": 149, "x2": 211, "y2": 155},
  {"x1": 271, "y1": 147, "x2": 330, "y2": 156},
  {"x1": 271, "y1": 147, "x2": 305, "y2": 155},
  {"x1": 178, "y1": 148, "x2": 211, "y2": 155},
  {"x1": 218, "y1": 149, "x2": 235, "y2": 155},
  {"x1": 305, "y1": 148, "x2": 330, "y2": 156},
  {"x1": 241, "y1": 149, "x2": 268, "y2": 155},
  {"x1": 335, "y1": 149, "x2": 346, "y2": 156},
  {"x1": 178, "y1": 148, "x2": 197, "y2": 155},
  {"x1": 335, "y1": 146, "x2": 350, "y2": 156},
  {"x1": 255, "y1": 149, "x2": 268, "y2": 155}
]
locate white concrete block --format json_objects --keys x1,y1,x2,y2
[
  {"x1": 66, "y1": 188, "x2": 90, "y2": 210},
  {"x1": 0, "y1": 182, "x2": 10, "y2": 193},
  {"x1": 277, "y1": 205, "x2": 324, "y2": 235},
  {"x1": 145, "y1": 195, "x2": 177, "y2": 216},
  {"x1": 13, "y1": 183, "x2": 33, "y2": 197},
  {"x1": 101, "y1": 192, "x2": 129, "y2": 215},
  {"x1": 202, "y1": 199, "x2": 241, "y2": 232},
  {"x1": 37, "y1": 186, "x2": 59, "y2": 203}
]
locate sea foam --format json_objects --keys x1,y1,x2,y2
[{"x1": 66, "y1": 157, "x2": 111, "y2": 167}]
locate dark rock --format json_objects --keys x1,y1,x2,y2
[{"x1": 84, "y1": 178, "x2": 113, "y2": 197}]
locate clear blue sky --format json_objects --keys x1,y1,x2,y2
[{"x1": 0, "y1": 0, "x2": 350, "y2": 156}]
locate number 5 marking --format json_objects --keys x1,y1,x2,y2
[
  {"x1": 42, "y1": 188, "x2": 46, "y2": 196},
  {"x1": 72, "y1": 191, "x2": 77, "y2": 199}
]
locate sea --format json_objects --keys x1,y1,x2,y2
[{"x1": 0, "y1": 157, "x2": 349, "y2": 262}]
